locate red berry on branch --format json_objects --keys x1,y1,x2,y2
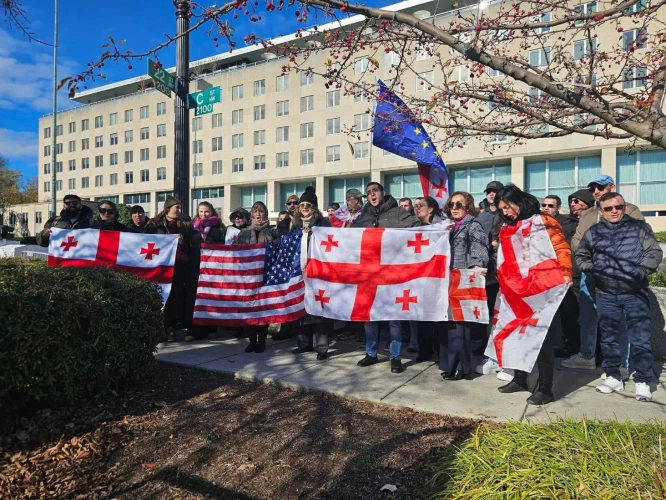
[{"x1": 128, "y1": 64, "x2": 133, "y2": 70}]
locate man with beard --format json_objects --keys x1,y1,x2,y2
[
  {"x1": 126, "y1": 205, "x2": 147, "y2": 233},
  {"x1": 277, "y1": 194, "x2": 300, "y2": 236},
  {"x1": 353, "y1": 182, "x2": 421, "y2": 374},
  {"x1": 37, "y1": 194, "x2": 94, "y2": 247}
]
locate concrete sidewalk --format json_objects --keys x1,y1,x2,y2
[{"x1": 155, "y1": 334, "x2": 666, "y2": 423}]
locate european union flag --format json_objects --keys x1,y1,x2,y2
[{"x1": 372, "y1": 79, "x2": 448, "y2": 173}]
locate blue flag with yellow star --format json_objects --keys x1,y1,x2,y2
[{"x1": 372, "y1": 79, "x2": 448, "y2": 173}]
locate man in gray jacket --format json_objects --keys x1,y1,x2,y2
[
  {"x1": 562, "y1": 175, "x2": 643, "y2": 375},
  {"x1": 576, "y1": 192, "x2": 662, "y2": 402},
  {"x1": 353, "y1": 182, "x2": 421, "y2": 374}
]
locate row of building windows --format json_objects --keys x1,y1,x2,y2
[{"x1": 43, "y1": 168, "x2": 166, "y2": 192}]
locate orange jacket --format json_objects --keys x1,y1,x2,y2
[{"x1": 541, "y1": 213, "x2": 573, "y2": 281}]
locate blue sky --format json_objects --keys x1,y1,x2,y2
[{"x1": 0, "y1": 0, "x2": 379, "y2": 183}]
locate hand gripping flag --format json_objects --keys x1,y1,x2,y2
[
  {"x1": 372, "y1": 79, "x2": 450, "y2": 208},
  {"x1": 304, "y1": 227, "x2": 450, "y2": 322},
  {"x1": 47, "y1": 228, "x2": 178, "y2": 302},
  {"x1": 484, "y1": 215, "x2": 569, "y2": 372},
  {"x1": 193, "y1": 231, "x2": 306, "y2": 326}
]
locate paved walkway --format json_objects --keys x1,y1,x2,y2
[{"x1": 156, "y1": 333, "x2": 666, "y2": 424}]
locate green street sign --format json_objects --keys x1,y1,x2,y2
[
  {"x1": 189, "y1": 86, "x2": 221, "y2": 116},
  {"x1": 148, "y1": 59, "x2": 176, "y2": 97}
]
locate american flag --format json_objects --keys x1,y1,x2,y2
[{"x1": 192, "y1": 231, "x2": 306, "y2": 326}]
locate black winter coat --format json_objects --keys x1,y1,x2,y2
[
  {"x1": 352, "y1": 196, "x2": 421, "y2": 229},
  {"x1": 92, "y1": 218, "x2": 127, "y2": 232}
]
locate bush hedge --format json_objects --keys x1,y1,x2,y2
[
  {"x1": 0, "y1": 259, "x2": 164, "y2": 410},
  {"x1": 655, "y1": 231, "x2": 666, "y2": 244}
]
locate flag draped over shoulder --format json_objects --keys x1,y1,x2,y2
[
  {"x1": 304, "y1": 227, "x2": 450, "y2": 322},
  {"x1": 372, "y1": 79, "x2": 450, "y2": 208},
  {"x1": 484, "y1": 215, "x2": 568, "y2": 372},
  {"x1": 47, "y1": 228, "x2": 178, "y2": 302},
  {"x1": 193, "y1": 231, "x2": 306, "y2": 326}
]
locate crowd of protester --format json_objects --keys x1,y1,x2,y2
[{"x1": 37, "y1": 173, "x2": 663, "y2": 405}]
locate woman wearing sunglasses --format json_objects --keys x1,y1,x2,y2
[
  {"x1": 441, "y1": 192, "x2": 489, "y2": 380},
  {"x1": 290, "y1": 187, "x2": 334, "y2": 360},
  {"x1": 93, "y1": 200, "x2": 127, "y2": 232},
  {"x1": 494, "y1": 184, "x2": 572, "y2": 405}
]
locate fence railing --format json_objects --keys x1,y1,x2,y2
[{"x1": 20, "y1": 251, "x2": 48, "y2": 261}]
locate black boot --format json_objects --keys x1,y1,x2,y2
[
  {"x1": 245, "y1": 334, "x2": 257, "y2": 353},
  {"x1": 498, "y1": 370, "x2": 530, "y2": 393},
  {"x1": 255, "y1": 333, "x2": 267, "y2": 353},
  {"x1": 527, "y1": 362, "x2": 555, "y2": 405}
]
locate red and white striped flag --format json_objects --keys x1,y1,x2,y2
[
  {"x1": 484, "y1": 215, "x2": 568, "y2": 372},
  {"x1": 193, "y1": 232, "x2": 306, "y2": 326},
  {"x1": 47, "y1": 228, "x2": 178, "y2": 302}
]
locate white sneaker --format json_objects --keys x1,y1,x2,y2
[
  {"x1": 475, "y1": 358, "x2": 500, "y2": 375},
  {"x1": 596, "y1": 376, "x2": 624, "y2": 394},
  {"x1": 497, "y1": 369, "x2": 514, "y2": 382},
  {"x1": 602, "y1": 367, "x2": 630, "y2": 381},
  {"x1": 560, "y1": 352, "x2": 596, "y2": 370},
  {"x1": 635, "y1": 382, "x2": 652, "y2": 402}
]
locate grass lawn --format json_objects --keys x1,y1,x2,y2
[{"x1": 435, "y1": 419, "x2": 666, "y2": 499}]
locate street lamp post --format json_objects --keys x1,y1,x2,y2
[
  {"x1": 173, "y1": 1, "x2": 191, "y2": 216},
  {"x1": 51, "y1": 0, "x2": 59, "y2": 217}
]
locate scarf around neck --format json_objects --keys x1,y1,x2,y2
[
  {"x1": 250, "y1": 219, "x2": 270, "y2": 244},
  {"x1": 193, "y1": 216, "x2": 218, "y2": 241}
]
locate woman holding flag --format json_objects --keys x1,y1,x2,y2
[
  {"x1": 440, "y1": 192, "x2": 489, "y2": 380},
  {"x1": 493, "y1": 185, "x2": 572, "y2": 406}
]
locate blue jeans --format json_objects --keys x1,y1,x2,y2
[
  {"x1": 597, "y1": 289, "x2": 653, "y2": 384},
  {"x1": 579, "y1": 273, "x2": 630, "y2": 368},
  {"x1": 365, "y1": 321, "x2": 402, "y2": 360}
]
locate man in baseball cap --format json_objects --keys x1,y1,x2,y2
[{"x1": 561, "y1": 172, "x2": 644, "y2": 376}]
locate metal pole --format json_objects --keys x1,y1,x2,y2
[
  {"x1": 51, "y1": 0, "x2": 59, "y2": 217},
  {"x1": 174, "y1": 1, "x2": 190, "y2": 216}
]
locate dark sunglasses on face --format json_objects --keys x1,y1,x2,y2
[
  {"x1": 447, "y1": 201, "x2": 464, "y2": 210},
  {"x1": 589, "y1": 184, "x2": 605, "y2": 192},
  {"x1": 570, "y1": 198, "x2": 580, "y2": 204},
  {"x1": 602, "y1": 204, "x2": 625, "y2": 212},
  {"x1": 541, "y1": 203, "x2": 556, "y2": 208},
  {"x1": 287, "y1": 201, "x2": 298, "y2": 206},
  {"x1": 99, "y1": 208, "x2": 115, "y2": 215},
  {"x1": 64, "y1": 201, "x2": 79, "y2": 207},
  {"x1": 234, "y1": 215, "x2": 244, "y2": 219},
  {"x1": 413, "y1": 203, "x2": 425, "y2": 209}
]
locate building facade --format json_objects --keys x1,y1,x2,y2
[{"x1": 18, "y1": 0, "x2": 666, "y2": 237}]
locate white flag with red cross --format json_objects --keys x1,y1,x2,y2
[
  {"x1": 47, "y1": 228, "x2": 178, "y2": 302},
  {"x1": 224, "y1": 226, "x2": 240, "y2": 244},
  {"x1": 484, "y1": 215, "x2": 568, "y2": 372},
  {"x1": 448, "y1": 269, "x2": 489, "y2": 324},
  {"x1": 418, "y1": 162, "x2": 450, "y2": 209},
  {"x1": 304, "y1": 226, "x2": 450, "y2": 321}
]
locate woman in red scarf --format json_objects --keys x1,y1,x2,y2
[{"x1": 184, "y1": 201, "x2": 226, "y2": 340}]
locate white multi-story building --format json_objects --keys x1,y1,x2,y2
[{"x1": 12, "y1": 0, "x2": 666, "y2": 236}]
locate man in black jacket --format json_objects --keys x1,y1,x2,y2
[
  {"x1": 577, "y1": 192, "x2": 662, "y2": 402},
  {"x1": 353, "y1": 182, "x2": 421, "y2": 374},
  {"x1": 36, "y1": 194, "x2": 94, "y2": 247}
]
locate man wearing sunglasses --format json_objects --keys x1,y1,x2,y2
[
  {"x1": 352, "y1": 182, "x2": 421, "y2": 374},
  {"x1": 37, "y1": 194, "x2": 94, "y2": 247},
  {"x1": 562, "y1": 175, "x2": 643, "y2": 374},
  {"x1": 277, "y1": 194, "x2": 300, "y2": 237},
  {"x1": 575, "y1": 192, "x2": 662, "y2": 402}
]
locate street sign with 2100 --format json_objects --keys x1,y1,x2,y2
[{"x1": 188, "y1": 87, "x2": 221, "y2": 116}]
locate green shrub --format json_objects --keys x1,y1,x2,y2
[
  {"x1": 655, "y1": 231, "x2": 666, "y2": 244},
  {"x1": 650, "y1": 272, "x2": 666, "y2": 288},
  {"x1": 0, "y1": 259, "x2": 164, "y2": 410}
]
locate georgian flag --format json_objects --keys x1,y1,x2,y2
[
  {"x1": 484, "y1": 215, "x2": 568, "y2": 372},
  {"x1": 419, "y1": 163, "x2": 450, "y2": 209},
  {"x1": 448, "y1": 269, "x2": 489, "y2": 324},
  {"x1": 224, "y1": 226, "x2": 240, "y2": 244},
  {"x1": 47, "y1": 228, "x2": 178, "y2": 302},
  {"x1": 304, "y1": 227, "x2": 450, "y2": 321}
]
